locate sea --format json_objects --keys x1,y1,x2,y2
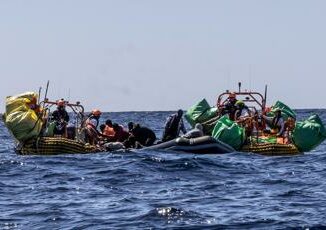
[{"x1": 1, "y1": 110, "x2": 326, "y2": 230}]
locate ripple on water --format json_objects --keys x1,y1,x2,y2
[{"x1": 1, "y1": 111, "x2": 326, "y2": 229}]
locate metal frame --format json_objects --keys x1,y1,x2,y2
[{"x1": 217, "y1": 91, "x2": 266, "y2": 112}]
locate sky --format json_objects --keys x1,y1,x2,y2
[{"x1": 1, "y1": 0, "x2": 326, "y2": 112}]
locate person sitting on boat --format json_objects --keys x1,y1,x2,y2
[
  {"x1": 220, "y1": 92, "x2": 238, "y2": 120},
  {"x1": 103, "y1": 119, "x2": 115, "y2": 137},
  {"x1": 110, "y1": 123, "x2": 130, "y2": 143},
  {"x1": 52, "y1": 99, "x2": 69, "y2": 137},
  {"x1": 182, "y1": 123, "x2": 204, "y2": 139},
  {"x1": 234, "y1": 100, "x2": 252, "y2": 123},
  {"x1": 129, "y1": 124, "x2": 157, "y2": 148},
  {"x1": 262, "y1": 109, "x2": 285, "y2": 137},
  {"x1": 99, "y1": 124, "x2": 106, "y2": 135},
  {"x1": 27, "y1": 95, "x2": 42, "y2": 114},
  {"x1": 162, "y1": 109, "x2": 187, "y2": 142},
  {"x1": 84, "y1": 109, "x2": 102, "y2": 145}
]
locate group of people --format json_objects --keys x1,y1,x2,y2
[
  {"x1": 47, "y1": 92, "x2": 294, "y2": 148},
  {"x1": 48, "y1": 100, "x2": 203, "y2": 149},
  {"x1": 219, "y1": 92, "x2": 295, "y2": 142}
]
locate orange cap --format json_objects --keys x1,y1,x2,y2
[{"x1": 92, "y1": 109, "x2": 102, "y2": 116}]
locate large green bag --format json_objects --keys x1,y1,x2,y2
[
  {"x1": 292, "y1": 114, "x2": 326, "y2": 152},
  {"x1": 211, "y1": 115, "x2": 245, "y2": 150},
  {"x1": 185, "y1": 99, "x2": 218, "y2": 127},
  {"x1": 270, "y1": 101, "x2": 296, "y2": 119}
]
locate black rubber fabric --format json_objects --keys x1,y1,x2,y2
[{"x1": 143, "y1": 136, "x2": 235, "y2": 154}]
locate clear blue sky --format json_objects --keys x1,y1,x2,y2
[{"x1": 1, "y1": 0, "x2": 325, "y2": 112}]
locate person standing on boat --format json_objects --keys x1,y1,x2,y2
[
  {"x1": 162, "y1": 109, "x2": 187, "y2": 142},
  {"x1": 234, "y1": 101, "x2": 251, "y2": 122},
  {"x1": 220, "y1": 92, "x2": 238, "y2": 120},
  {"x1": 84, "y1": 109, "x2": 102, "y2": 145},
  {"x1": 52, "y1": 99, "x2": 69, "y2": 137}
]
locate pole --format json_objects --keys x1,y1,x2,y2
[
  {"x1": 44, "y1": 80, "x2": 50, "y2": 102},
  {"x1": 264, "y1": 84, "x2": 268, "y2": 109},
  {"x1": 38, "y1": 87, "x2": 42, "y2": 104}
]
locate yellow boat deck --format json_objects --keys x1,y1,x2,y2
[
  {"x1": 19, "y1": 137, "x2": 97, "y2": 155},
  {"x1": 241, "y1": 143, "x2": 300, "y2": 156}
]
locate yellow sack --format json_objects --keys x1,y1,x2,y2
[{"x1": 4, "y1": 92, "x2": 43, "y2": 142}]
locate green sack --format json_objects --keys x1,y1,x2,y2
[
  {"x1": 211, "y1": 115, "x2": 245, "y2": 150},
  {"x1": 270, "y1": 101, "x2": 296, "y2": 120},
  {"x1": 45, "y1": 122, "x2": 56, "y2": 137},
  {"x1": 185, "y1": 98, "x2": 218, "y2": 127},
  {"x1": 292, "y1": 114, "x2": 326, "y2": 152}
]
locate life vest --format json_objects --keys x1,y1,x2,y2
[{"x1": 86, "y1": 116, "x2": 99, "y2": 130}]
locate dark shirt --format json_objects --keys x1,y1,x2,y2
[
  {"x1": 162, "y1": 114, "x2": 186, "y2": 142},
  {"x1": 221, "y1": 100, "x2": 238, "y2": 120},
  {"x1": 52, "y1": 109, "x2": 69, "y2": 123},
  {"x1": 52, "y1": 108, "x2": 69, "y2": 135},
  {"x1": 132, "y1": 126, "x2": 156, "y2": 146}
]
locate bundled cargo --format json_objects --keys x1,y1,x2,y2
[
  {"x1": 185, "y1": 99, "x2": 218, "y2": 126},
  {"x1": 291, "y1": 114, "x2": 326, "y2": 152},
  {"x1": 211, "y1": 115, "x2": 245, "y2": 150},
  {"x1": 3, "y1": 92, "x2": 43, "y2": 142},
  {"x1": 269, "y1": 101, "x2": 296, "y2": 120},
  {"x1": 185, "y1": 98, "x2": 218, "y2": 134}
]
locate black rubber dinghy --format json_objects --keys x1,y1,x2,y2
[{"x1": 143, "y1": 136, "x2": 235, "y2": 154}]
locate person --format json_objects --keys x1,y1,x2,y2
[
  {"x1": 220, "y1": 92, "x2": 238, "y2": 120},
  {"x1": 110, "y1": 123, "x2": 130, "y2": 142},
  {"x1": 162, "y1": 109, "x2": 187, "y2": 142},
  {"x1": 234, "y1": 100, "x2": 251, "y2": 123},
  {"x1": 27, "y1": 95, "x2": 41, "y2": 114},
  {"x1": 183, "y1": 123, "x2": 204, "y2": 139},
  {"x1": 103, "y1": 119, "x2": 115, "y2": 137},
  {"x1": 128, "y1": 124, "x2": 157, "y2": 147},
  {"x1": 99, "y1": 124, "x2": 106, "y2": 134},
  {"x1": 52, "y1": 99, "x2": 70, "y2": 137},
  {"x1": 128, "y1": 122, "x2": 135, "y2": 133},
  {"x1": 84, "y1": 109, "x2": 102, "y2": 145},
  {"x1": 262, "y1": 109, "x2": 285, "y2": 137}
]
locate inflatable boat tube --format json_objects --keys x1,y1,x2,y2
[{"x1": 143, "y1": 136, "x2": 235, "y2": 154}]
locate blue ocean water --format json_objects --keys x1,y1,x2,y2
[{"x1": 1, "y1": 110, "x2": 326, "y2": 229}]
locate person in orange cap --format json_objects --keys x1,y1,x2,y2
[
  {"x1": 52, "y1": 99, "x2": 69, "y2": 137},
  {"x1": 84, "y1": 109, "x2": 102, "y2": 145},
  {"x1": 220, "y1": 92, "x2": 238, "y2": 120}
]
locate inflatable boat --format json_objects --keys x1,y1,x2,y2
[{"x1": 143, "y1": 136, "x2": 235, "y2": 154}]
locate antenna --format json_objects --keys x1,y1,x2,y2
[
  {"x1": 44, "y1": 80, "x2": 50, "y2": 102},
  {"x1": 249, "y1": 65, "x2": 252, "y2": 91},
  {"x1": 68, "y1": 88, "x2": 71, "y2": 102},
  {"x1": 264, "y1": 84, "x2": 268, "y2": 109},
  {"x1": 38, "y1": 87, "x2": 42, "y2": 104}
]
